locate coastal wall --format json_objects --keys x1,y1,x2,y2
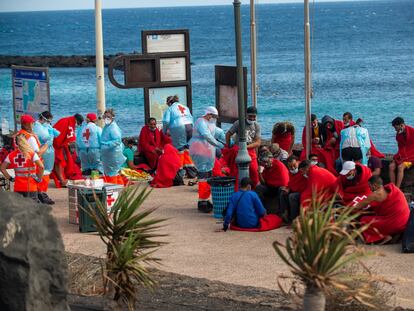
[{"x1": 0, "y1": 55, "x2": 125, "y2": 68}]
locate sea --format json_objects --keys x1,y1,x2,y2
[{"x1": 0, "y1": 0, "x2": 413, "y2": 153}]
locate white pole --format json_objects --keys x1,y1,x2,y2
[
  {"x1": 304, "y1": 0, "x2": 312, "y2": 159},
  {"x1": 250, "y1": 0, "x2": 258, "y2": 107},
  {"x1": 95, "y1": 0, "x2": 106, "y2": 126}
]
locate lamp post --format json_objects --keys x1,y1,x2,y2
[
  {"x1": 233, "y1": 0, "x2": 251, "y2": 182},
  {"x1": 95, "y1": 0, "x2": 106, "y2": 127},
  {"x1": 250, "y1": 0, "x2": 257, "y2": 107},
  {"x1": 304, "y1": 0, "x2": 312, "y2": 159}
]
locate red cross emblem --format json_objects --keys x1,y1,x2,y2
[
  {"x1": 106, "y1": 194, "x2": 116, "y2": 207},
  {"x1": 177, "y1": 105, "x2": 186, "y2": 115},
  {"x1": 67, "y1": 126, "x2": 74, "y2": 139},
  {"x1": 352, "y1": 195, "x2": 367, "y2": 207},
  {"x1": 14, "y1": 153, "x2": 26, "y2": 167},
  {"x1": 83, "y1": 128, "x2": 91, "y2": 141}
]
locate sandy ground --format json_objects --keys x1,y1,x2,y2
[{"x1": 48, "y1": 184, "x2": 414, "y2": 309}]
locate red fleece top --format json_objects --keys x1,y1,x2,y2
[
  {"x1": 394, "y1": 125, "x2": 414, "y2": 165},
  {"x1": 300, "y1": 166, "x2": 337, "y2": 208},
  {"x1": 138, "y1": 125, "x2": 165, "y2": 153},
  {"x1": 288, "y1": 171, "x2": 307, "y2": 193},
  {"x1": 53, "y1": 116, "x2": 76, "y2": 148},
  {"x1": 150, "y1": 144, "x2": 181, "y2": 188},
  {"x1": 336, "y1": 164, "x2": 372, "y2": 206},
  {"x1": 262, "y1": 159, "x2": 289, "y2": 188}
]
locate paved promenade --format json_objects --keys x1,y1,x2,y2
[{"x1": 48, "y1": 185, "x2": 414, "y2": 308}]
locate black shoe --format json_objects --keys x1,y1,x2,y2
[
  {"x1": 39, "y1": 192, "x2": 55, "y2": 205},
  {"x1": 198, "y1": 201, "x2": 213, "y2": 213}
]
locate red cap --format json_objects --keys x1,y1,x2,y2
[
  {"x1": 87, "y1": 113, "x2": 97, "y2": 121},
  {"x1": 20, "y1": 115, "x2": 35, "y2": 124}
]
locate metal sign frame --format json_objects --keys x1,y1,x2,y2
[{"x1": 11, "y1": 65, "x2": 51, "y2": 130}]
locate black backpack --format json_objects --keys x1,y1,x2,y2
[{"x1": 402, "y1": 204, "x2": 414, "y2": 253}]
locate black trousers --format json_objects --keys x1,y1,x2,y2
[
  {"x1": 342, "y1": 147, "x2": 362, "y2": 162},
  {"x1": 16, "y1": 191, "x2": 39, "y2": 202},
  {"x1": 279, "y1": 192, "x2": 301, "y2": 223},
  {"x1": 255, "y1": 184, "x2": 283, "y2": 215}
]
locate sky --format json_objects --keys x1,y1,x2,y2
[{"x1": 0, "y1": 0, "x2": 372, "y2": 12}]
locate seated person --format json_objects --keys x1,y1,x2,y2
[
  {"x1": 138, "y1": 117, "x2": 166, "y2": 170},
  {"x1": 271, "y1": 121, "x2": 295, "y2": 155},
  {"x1": 336, "y1": 161, "x2": 372, "y2": 206},
  {"x1": 279, "y1": 155, "x2": 308, "y2": 223},
  {"x1": 256, "y1": 151, "x2": 290, "y2": 214},
  {"x1": 150, "y1": 144, "x2": 182, "y2": 188},
  {"x1": 269, "y1": 143, "x2": 289, "y2": 162},
  {"x1": 309, "y1": 153, "x2": 325, "y2": 168},
  {"x1": 299, "y1": 160, "x2": 337, "y2": 209},
  {"x1": 122, "y1": 139, "x2": 139, "y2": 170},
  {"x1": 367, "y1": 149, "x2": 382, "y2": 176},
  {"x1": 354, "y1": 176, "x2": 410, "y2": 244},
  {"x1": 223, "y1": 177, "x2": 266, "y2": 231}
]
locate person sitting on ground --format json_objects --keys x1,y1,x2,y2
[
  {"x1": 223, "y1": 177, "x2": 266, "y2": 231},
  {"x1": 271, "y1": 121, "x2": 295, "y2": 155},
  {"x1": 354, "y1": 175, "x2": 410, "y2": 244},
  {"x1": 138, "y1": 117, "x2": 167, "y2": 171},
  {"x1": 279, "y1": 155, "x2": 307, "y2": 223},
  {"x1": 367, "y1": 149, "x2": 382, "y2": 176},
  {"x1": 256, "y1": 151, "x2": 289, "y2": 214},
  {"x1": 269, "y1": 143, "x2": 289, "y2": 162},
  {"x1": 339, "y1": 121, "x2": 371, "y2": 165},
  {"x1": 122, "y1": 139, "x2": 139, "y2": 170},
  {"x1": 336, "y1": 161, "x2": 372, "y2": 207},
  {"x1": 299, "y1": 159, "x2": 337, "y2": 209},
  {"x1": 389, "y1": 117, "x2": 414, "y2": 188}
]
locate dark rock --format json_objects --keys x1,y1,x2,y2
[{"x1": 0, "y1": 191, "x2": 69, "y2": 311}]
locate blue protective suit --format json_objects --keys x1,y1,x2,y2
[
  {"x1": 76, "y1": 122, "x2": 103, "y2": 172},
  {"x1": 100, "y1": 121, "x2": 126, "y2": 176},
  {"x1": 162, "y1": 102, "x2": 193, "y2": 150},
  {"x1": 340, "y1": 126, "x2": 371, "y2": 165},
  {"x1": 189, "y1": 118, "x2": 224, "y2": 173},
  {"x1": 33, "y1": 120, "x2": 60, "y2": 174}
]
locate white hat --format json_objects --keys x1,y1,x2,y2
[
  {"x1": 203, "y1": 106, "x2": 218, "y2": 117},
  {"x1": 340, "y1": 161, "x2": 356, "y2": 175}
]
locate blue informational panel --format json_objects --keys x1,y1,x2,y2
[{"x1": 11, "y1": 66, "x2": 50, "y2": 129}]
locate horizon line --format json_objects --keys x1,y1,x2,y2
[{"x1": 0, "y1": 0, "x2": 378, "y2": 14}]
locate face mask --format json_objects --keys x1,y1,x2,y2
[
  {"x1": 246, "y1": 119, "x2": 253, "y2": 125},
  {"x1": 310, "y1": 161, "x2": 318, "y2": 166},
  {"x1": 303, "y1": 173, "x2": 308, "y2": 179},
  {"x1": 290, "y1": 168, "x2": 298, "y2": 174},
  {"x1": 312, "y1": 123, "x2": 317, "y2": 128},
  {"x1": 209, "y1": 118, "x2": 217, "y2": 124},
  {"x1": 344, "y1": 122, "x2": 350, "y2": 127},
  {"x1": 149, "y1": 127, "x2": 156, "y2": 131},
  {"x1": 131, "y1": 146, "x2": 137, "y2": 152},
  {"x1": 104, "y1": 118, "x2": 111, "y2": 125},
  {"x1": 346, "y1": 174, "x2": 355, "y2": 180},
  {"x1": 399, "y1": 128, "x2": 404, "y2": 134}
]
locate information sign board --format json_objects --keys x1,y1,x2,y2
[
  {"x1": 146, "y1": 34, "x2": 186, "y2": 53},
  {"x1": 160, "y1": 57, "x2": 187, "y2": 82},
  {"x1": 146, "y1": 86, "x2": 188, "y2": 122}
]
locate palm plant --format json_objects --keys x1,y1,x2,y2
[
  {"x1": 273, "y1": 193, "x2": 375, "y2": 311},
  {"x1": 83, "y1": 185, "x2": 167, "y2": 311}
]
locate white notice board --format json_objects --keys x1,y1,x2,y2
[
  {"x1": 146, "y1": 34, "x2": 185, "y2": 53},
  {"x1": 160, "y1": 57, "x2": 187, "y2": 82}
]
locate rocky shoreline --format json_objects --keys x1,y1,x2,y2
[{"x1": 0, "y1": 54, "x2": 125, "y2": 68}]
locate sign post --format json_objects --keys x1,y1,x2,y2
[{"x1": 11, "y1": 65, "x2": 50, "y2": 130}]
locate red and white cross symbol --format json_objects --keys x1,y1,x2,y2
[
  {"x1": 83, "y1": 128, "x2": 91, "y2": 141},
  {"x1": 14, "y1": 153, "x2": 26, "y2": 167},
  {"x1": 178, "y1": 105, "x2": 186, "y2": 115},
  {"x1": 352, "y1": 195, "x2": 368, "y2": 207}
]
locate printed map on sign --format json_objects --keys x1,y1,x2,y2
[
  {"x1": 12, "y1": 67, "x2": 50, "y2": 125},
  {"x1": 148, "y1": 86, "x2": 187, "y2": 122}
]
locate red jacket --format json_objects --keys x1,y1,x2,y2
[
  {"x1": 262, "y1": 159, "x2": 289, "y2": 188},
  {"x1": 394, "y1": 125, "x2": 414, "y2": 165},
  {"x1": 53, "y1": 116, "x2": 76, "y2": 148},
  {"x1": 336, "y1": 163, "x2": 372, "y2": 206}
]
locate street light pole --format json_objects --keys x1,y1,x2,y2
[
  {"x1": 304, "y1": 0, "x2": 312, "y2": 159},
  {"x1": 233, "y1": 0, "x2": 251, "y2": 182},
  {"x1": 250, "y1": 0, "x2": 257, "y2": 107},
  {"x1": 95, "y1": 0, "x2": 106, "y2": 126}
]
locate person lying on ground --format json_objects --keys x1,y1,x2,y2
[
  {"x1": 223, "y1": 177, "x2": 266, "y2": 231},
  {"x1": 354, "y1": 175, "x2": 410, "y2": 244}
]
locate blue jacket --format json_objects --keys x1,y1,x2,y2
[{"x1": 224, "y1": 190, "x2": 266, "y2": 229}]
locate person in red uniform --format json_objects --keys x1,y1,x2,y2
[
  {"x1": 271, "y1": 121, "x2": 295, "y2": 155},
  {"x1": 52, "y1": 114, "x2": 84, "y2": 187},
  {"x1": 279, "y1": 155, "x2": 308, "y2": 222},
  {"x1": 1, "y1": 135, "x2": 44, "y2": 200},
  {"x1": 336, "y1": 161, "x2": 372, "y2": 207},
  {"x1": 150, "y1": 144, "x2": 182, "y2": 188},
  {"x1": 255, "y1": 151, "x2": 289, "y2": 215},
  {"x1": 299, "y1": 160, "x2": 337, "y2": 209},
  {"x1": 300, "y1": 114, "x2": 337, "y2": 174},
  {"x1": 355, "y1": 175, "x2": 410, "y2": 244},
  {"x1": 389, "y1": 117, "x2": 414, "y2": 188},
  {"x1": 138, "y1": 117, "x2": 167, "y2": 171}
]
